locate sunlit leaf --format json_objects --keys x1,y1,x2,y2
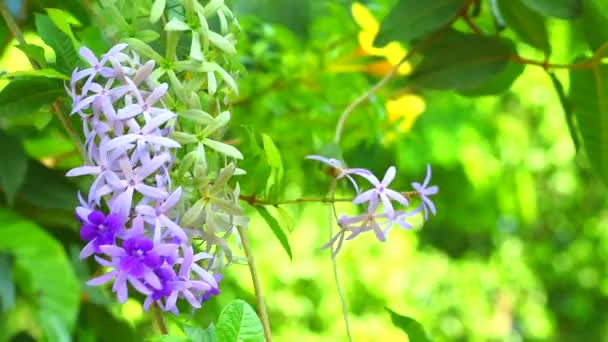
[
  {"x1": 35, "y1": 14, "x2": 81, "y2": 74},
  {"x1": 216, "y1": 299, "x2": 264, "y2": 342},
  {"x1": 375, "y1": 0, "x2": 465, "y2": 45}
]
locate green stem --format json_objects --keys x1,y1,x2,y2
[
  {"x1": 237, "y1": 226, "x2": 273, "y2": 342},
  {"x1": 152, "y1": 303, "x2": 168, "y2": 335},
  {"x1": 327, "y1": 178, "x2": 353, "y2": 342}
]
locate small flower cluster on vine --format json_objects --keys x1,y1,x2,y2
[{"x1": 307, "y1": 155, "x2": 438, "y2": 254}]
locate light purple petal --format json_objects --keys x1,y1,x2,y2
[
  {"x1": 116, "y1": 104, "x2": 142, "y2": 120},
  {"x1": 159, "y1": 187, "x2": 182, "y2": 212},
  {"x1": 66, "y1": 165, "x2": 100, "y2": 177},
  {"x1": 385, "y1": 189, "x2": 409, "y2": 206},
  {"x1": 79, "y1": 46, "x2": 99, "y2": 66},
  {"x1": 381, "y1": 166, "x2": 396, "y2": 187},
  {"x1": 142, "y1": 111, "x2": 175, "y2": 134},
  {"x1": 352, "y1": 189, "x2": 374, "y2": 205},
  {"x1": 99, "y1": 245, "x2": 126, "y2": 258},
  {"x1": 135, "y1": 183, "x2": 168, "y2": 199},
  {"x1": 159, "y1": 215, "x2": 188, "y2": 245},
  {"x1": 86, "y1": 270, "x2": 117, "y2": 286},
  {"x1": 79, "y1": 240, "x2": 96, "y2": 259},
  {"x1": 145, "y1": 83, "x2": 168, "y2": 106}
]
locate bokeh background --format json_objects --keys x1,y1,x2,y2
[{"x1": 0, "y1": 0, "x2": 607, "y2": 341}]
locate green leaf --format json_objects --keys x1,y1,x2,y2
[
  {"x1": 255, "y1": 206, "x2": 292, "y2": 260},
  {"x1": 150, "y1": 0, "x2": 167, "y2": 23},
  {"x1": 386, "y1": 308, "x2": 431, "y2": 342},
  {"x1": 581, "y1": 0, "x2": 608, "y2": 50},
  {"x1": 185, "y1": 324, "x2": 216, "y2": 342},
  {"x1": 165, "y1": 19, "x2": 190, "y2": 31},
  {"x1": 35, "y1": 14, "x2": 82, "y2": 74},
  {"x1": 520, "y1": 0, "x2": 582, "y2": 19},
  {"x1": 0, "y1": 254, "x2": 15, "y2": 312},
  {"x1": 570, "y1": 57, "x2": 608, "y2": 183},
  {"x1": 411, "y1": 31, "x2": 515, "y2": 90},
  {"x1": 135, "y1": 30, "x2": 161, "y2": 43},
  {"x1": 18, "y1": 161, "x2": 78, "y2": 210},
  {"x1": 0, "y1": 77, "x2": 64, "y2": 118},
  {"x1": 202, "y1": 138, "x2": 244, "y2": 159},
  {"x1": 124, "y1": 38, "x2": 164, "y2": 63},
  {"x1": 216, "y1": 299, "x2": 264, "y2": 342},
  {"x1": 458, "y1": 61, "x2": 525, "y2": 96},
  {"x1": 275, "y1": 206, "x2": 295, "y2": 233},
  {"x1": 0, "y1": 131, "x2": 28, "y2": 205},
  {"x1": 375, "y1": 0, "x2": 465, "y2": 45},
  {"x1": 8, "y1": 69, "x2": 69, "y2": 80},
  {"x1": 0, "y1": 209, "x2": 80, "y2": 341},
  {"x1": 46, "y1": 8, "x2": 81, "y2": 47},
  {"x1": 261, "y1": 134, "x2": 283, "y2": 170},
  {"x1": 15, "y1": 44, "x2": 48, "y2": 68},
  {"x1": 497, "y1": 0, "x2": 550, "y2": 54}
]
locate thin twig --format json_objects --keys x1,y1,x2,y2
[
  {"x1": 237, "y1": 226, "x2": 272, "y2": 342},
  {"x1": 0, "y1": 3, "x2": 84, "y2": 160},
  {"x1": 509, "y1": 55, "x2": 592, "y2": 70},
  {"x1": 333, "y1": 22, "x2": 448, "y2": 144},
  {"x1": 327, "y1": 178, "x2": 353, "y2": 342},
  {"x1": 239, "y1": 194, "x2": 353, "y2": 206},
  {"x1": 152, "y1": 303, "x2": 168, "y2": 335}
]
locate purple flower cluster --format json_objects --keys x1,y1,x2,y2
[
  {"x1": 306, "y1": 155, "x2": 438, "y2": 254},
  {"x1": 67, "y1": 44, "x2": 220, "y2": 313}
]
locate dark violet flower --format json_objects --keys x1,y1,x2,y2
[
  {"x1": 88, "y1": 237, "x2": 178, "y2": 303},
  {"x1": 143, "y1": 266, "x2": 177, "y2": 311},
  {"x1": 411, "y1": 164, "x2": 438, "y2": 220},
  {"x1": 165, "y1": 246, "x2": 217, "y2": 311},
  {"x1": 79, "y1": 210, "x2": 124, "y2": 258},
  {"x1": 306, "y1": 155, "x2": 372, "y2": 192},
  {"x1": 354, "y1": 166, "x2": 409, "y2": 213}
]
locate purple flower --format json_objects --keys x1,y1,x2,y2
[
  {"x1": 72, "y1": 44, "x2": 128, "y2": 95},
  {"x1": 88, "y1": 237, "x2": 178, "y2": 303},
  {"x1": 305, "y1": 155, "x2": 372, "y2": 192},
  {"x1": 79, "y1": 210, "x2": 123, "y2": 258},
  {"x1": 165, "y1": 246, "x2": 218, "y2": 311},
  {"x1": 378, "y1": 207, "x2": 422, "y2": 238},
  {"x1": 143, "y1": 266, "x2": 177, "y2": 311},
  {"x1": 412, "y1": 164, "x2": 438, "y2": 220},
  {"x1": 354, "y1": 166, "x2": 409, "y2": 213}
]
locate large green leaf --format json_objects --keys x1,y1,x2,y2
[
  {"x1": 0, "y1": 131, "x2": 28, "y2": 205},
  {"x1": 0, "y1": 77, "x2": 64, "y2": 118},
  {"x1": 569, "y1": 58, "x2": 608, "y2": 183},
  {"x1": 255, "y1": 206, "x2": 292, "y2": 260},
  {"x1": 497, "y1": 0, "x2": 550, "y2": 54},
  {"x1": 216, "y1": 299, "x2": 264, "y2": 342},
  {"x1": 35, "y1": 14, "x2": 82, "y2": 74},
  {"x1": 375, "y1": 0, "x2": 466, "y2": 45},
  {"x1": 520, "y1": 0, "x2": 582, "y2": 19},
  {"x1": 0, "y1": 209, "x2": 80, "y2": 341},
  {"x1": 458, "y1": 61, "x2": 525, "y2": 96},
  {"x1": 0, "y1": 254, "x2": 15, "y2": 312},
  {"x1": 411, "y1": 31, "x2": 516, "y2": 90},
  {"x1": 581, "y1": 0, "x2": 608, "y2": 50},
  {"x1": 386, "y1": 308, "x2": 431, "y2": 342},
  {"x1": 18, "y1": 161, "x2": 78, "y2": 210}
]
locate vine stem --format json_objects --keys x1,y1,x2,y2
[
  {"x1": 237, "y1": 226, "x2": 273, "y2": 342},
  {"x1": 327, "y1": 178, "x2": 353, "y2": 342},
  {"x1": 152, "y1": 303, "x2": 168, "y2": 335},
  {"x1": 0, "y1": 3, "x2": 84, "y2": 160}
]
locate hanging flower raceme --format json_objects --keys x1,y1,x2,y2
[
  {"x1": 307, "y1": 155, "x2": 438, "y2": 255},
  {"x1": 66, "y1": 44, "x2": 221, "y2": 313}
]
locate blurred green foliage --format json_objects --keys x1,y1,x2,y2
[{"x1": 1, "y1": 0, "x2": 608, "y2": 341}]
